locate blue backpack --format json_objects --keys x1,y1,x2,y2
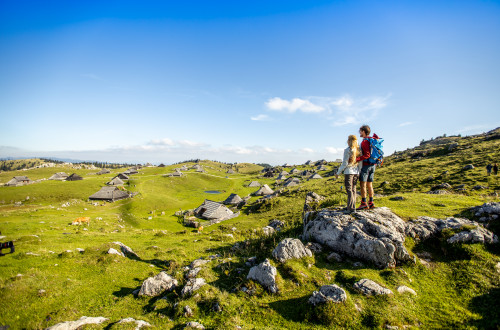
[{"x1": 365, "y1": 136, "x2": 384, "y2": 166}]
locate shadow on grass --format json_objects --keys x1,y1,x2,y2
[
  {"x1": 268, "y1": 295, "x2": 311, "y2": 323},
  {"x1": 468, "y1": 287, "x2": 500, "y2": 329}
]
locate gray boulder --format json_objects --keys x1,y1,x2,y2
[
  {"x1": 327, "y1": 252, "x2": 343, "y2": 263},
  {"x1": 113, "y1": 241, "x2": 139, "y2": 258},
  {"x1": 354, "y1": 279, "x2": 392, "y2": 296},
  {"x1": 405, "y1": 216, "x2": 498, "y2": 244},
  {"x1": 309, "y1": 284, "x2": 347, "y2": 305},
  {"x1": 185, "y1": 321, "x2": 205, "y2": 329},
  {"x1": 305, "y1": 242, "x2": 323, "y2": 253},
  {"x1": 269, "y1": 219, "x2": 285, "y2": 230},
  {"x1": 397, "y1": 286, "x2": 417, "y2": 295},
  {"x1": 463, "y1": 164, "x2": 475, "y2": 170},
  {"x1": 432, "y1": 183, "x2": 452, "y2": 190},
  {"x1": 272, "y1": 238, "x2": 313, "y2": 262},
  {"x1": 247, "y1": 259, "x2": 278, "y2": 293},
  {"x1": 46, "y1": 316, "x2": 109, "y2": 330},
  {"x1": 139, "y1": 271, "x2": 178, "y2": 297},
  {"x1": 190, "y1": 258, "x2": 210, "y2": 268},
  {"x1": 116, "y1": 318, "x2": 152, "y2": 329},
  {"x1": 303, "y1": 207, "x2": 411, "y2": 268},
  {"x1": 262, "y1": 226, "x2": 275, "y2": 236},
  {"x1": 305, "y1": 192, "x2": 325, "y2": 203},
  {"x1": 107, "y1": 247, "x2": 124, "y2": 257},
  {"x1": 181, "y1": 278, "x2": 206, "y2": 297},
  {"x1": 185, "y1": 267, "x2": 201, "y2": 279}
]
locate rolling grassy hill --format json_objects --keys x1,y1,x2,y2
[{"x1": 0, "y1": 131, "x2": 499, "y2": 329}]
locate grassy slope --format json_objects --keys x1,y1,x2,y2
[{"x1": 0, "y1": 134, "x2": 499, "y2": 329}]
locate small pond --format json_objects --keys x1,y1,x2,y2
[{"x1": 204, "y1": 190, "x2": 222, "y2": 194}]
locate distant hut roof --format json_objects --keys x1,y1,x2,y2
[
  {"x1": 196, "y1": 167, "x2": 206, "y2": 173},
  {"x1": 248, "y1": 181, "x2": 261, "y2": 187},
  {"x1": 49, "y1": 172, "x2": 68, "y2": 180},
  {"x1": 168, "y1": 172, "x2": 183, "y2": 177},
  {"x1": 14, "y1": 176, "x2": 30, "y2": 181},
  {"x1": 255, "y1": 184, "x2": 274, "y2": 196},
  {"x1": 280, "y1": 171, "x2": 289, "y2": 176},
  {"x1": 284, "y1": 180, "x2": 299, "y2": 187},
  {"x1": 158, "y1": 164, "x2": 166, "y2": 168},
  {"x1": 96, "y1": 169, "x2": 110, "y2": 175},
  {"x1": 194, "y1": 199, "x2": 234, "y2": 221},
  {"x1": 223, "y1": 193, "x2": 243, "y2": 205},
  {"x1": 305, "y1": 160, "x2": 312, "y2": 165},
  {"x1": 107, "y1": 177, "x2": 124, "y2": 186},
  {"x1": 226, "y1": 169, "x2": 235, "y2": 174},
  {"x1": 6, "y1": 176, "x2": 30, "y2": 186},
  {"x1": 290, "y1": 168, "x2": 300, "y2": 174},
  {"x1": 283, "y1": 163, "x2": 292, "y2": 167},
  {"x1": 180, "y1": 165, "x2": 189, "y2": 171},
  {"x1": 263, "y1": 171, "x2": 274, "y2": 178},
  {"x1": 124, "y1": 168, "x2": 138, "y2": 175},
  {"x1": 66, "y1": 173, "x2": 83, "y2": 181},
  {"x1": 116, "y1": 173, "x2": 129, "y2": 180},
  {"x1": 315, "y1": 159, "x2": 327, "y2": 166},
  {"x1": 300, "y1": 170, "x2": 313, "y2": 177},
  {"x1": 89, "y1": 186, "x2": 129, "y2": 202},
  {"x1": 317, "y1": 165, "x2": 327, "y2": 171},
  {"x1": 309, "y1": 173, "x2": 323, "y2": 180},
  {"x1": 276, "y1": 174, "x2": 287, "y2": 180}
]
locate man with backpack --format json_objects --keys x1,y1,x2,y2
[{"x1": 356, "y1": 125, "x2": 383, "y2": 210}]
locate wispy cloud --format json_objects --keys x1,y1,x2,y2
[
  {"x1": 251, "y1": 114, "x2": 270, "y2": 121},
  {"x1": 399, "y1": 121, "x2": 414, "y2": 127},
  {"x1": 457, "y1": 124, "x2": 496, "y2": 134},
  {"x1": 81, "y1": 73, "x2": 103, "y2": 81},
  {"x1": 265, "y1": 97, "x2": 325, "y2": 113},
  {"x1": 264, "y1": 94, "x2": 390, "y2": 126}
]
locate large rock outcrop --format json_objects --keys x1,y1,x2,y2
[
  {"x1": 47, "y1": 316, "x2": 109, "y2": 330},
  {"x1": 405, "y1": 216, "x2": 498, "y2": 244},
  {"x1": 303, "y1": 207, "x2": 411, "y2": 268},
  {"x1": 309, "y1": 284, "x2": 347, "y2": 305}
]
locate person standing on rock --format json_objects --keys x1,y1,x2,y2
[
  {"x1": 356, "y1": 125, "x2": 382, "y2": 210},
  {"x1": 336, "y1": 135, "x2": 362, "y2": 213}
]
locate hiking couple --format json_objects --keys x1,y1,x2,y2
[{"x1": 336, "y1": 125, "x2": 383, "y2": 213}]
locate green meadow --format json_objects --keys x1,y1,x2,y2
[{"x1": 0, "y1": 131, "x2": 499, "y2": 329}]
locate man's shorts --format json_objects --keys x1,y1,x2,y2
[{"x1": 360, "y1": 164, "x2": 376, "y2": 182}]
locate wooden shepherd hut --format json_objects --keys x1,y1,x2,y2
[{"x1": 89, "y1": 186, "x2": 130, "y2": 202}]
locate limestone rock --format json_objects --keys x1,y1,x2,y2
[
  {"x1": 303, "y1": 207, "x2": 411, "y2": 268},
  {"x1": 405, "y1": 216, "x2": 498, "y2": 244},
  {"x1": 190, "y1": 258, "x2": 210, "y2": 268},
  {"x1": 272, "y1": 238, "x2": 312, "y2": 262},
  {"x1": 139, "y1": 271, "x2": 178, "y2": 297},
  {"x1": 46, "y1": 316, "x2": 109, "y2": 330},
  {"x1": 463, "y1": 164, "x2": 474, "y2": 170},
  {"x1": 184, "y1": 305, "x2": 193, "y2": 317},
  {"x1": 268, "y1": 219, "x2": 285, "y2": 230},
  {"x1": 397, "y1": 286, "x2": 417, "y2": 295},
  {"x1": 262, "y1": 226, "x2": 275, "y2": 236},
  {"x1": 327, "y1": 252, "x2": 343, "y2": 263},
  {"x1": 247, "y1": 258, "x2": 278, "y2": 293},
  {"x1": 431, "y1": 183, "x2": 451, "y2": 190},
  {"x1": 354, "y1": 279, "x2": 392, "y2": 296},
  {"x1": 305, "y1": 242, "x2": 323, "y2": 253},
  {"x1": 113, "y1": 242, "x2": 139, "y2": 258},
  {"x1": 185, "y1": 267, "x2": 201, "y2": 279},
  {"x1": 309, "y1": 284, "x2": 347, "y2": 305},
  {"x1": 185, "y1": 321, "x2": 205, "y2": 329},
  {"x1": 107, "y1": 248, "x2": 124, "y2": 257},
  {"x1": 426, "y1": 190, "x2": 449, "y2": 195},
  {"x1": 117, "y1": 318, "x2": 152, "y2": 329},
  {"x1": 305, "y1": 192, "x2": 325, "y2": 203},
  {"x1": 181, "y1": 278, "x2": 206, "y2": 297}
]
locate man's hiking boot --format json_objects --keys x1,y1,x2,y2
[
  {"x1": 368, "y1": 202, "x2": 375, "y2": 209},
  {"x1": 356, "y1": 202, "x2": 368, "y2": 210}
]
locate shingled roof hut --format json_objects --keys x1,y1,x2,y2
[
  {"x1": 107, "y1": 177, "x2": 124, "y2": 186},
  {"x1": 255, "y1": 184, "x2": 274, "y2": 196},
  {"x1": 263, "y1": 171, "x2": 274, "y2": 178},
  {"x1": 248, "y1": 181, "x2": 261, "y2": 187},
  {"x1": 49, "y1": 172, "x2": 68, "y2": 180},
  {"x1": 223, "y1": 193, "x2": 243, "y2": 205},
  {"x1": 89, "y1": 186, "x2": 130, "y2": 202},
  {"x1": 116, "y1": 173, "x2": 129, "y2": 180},
  {"x1": 305, "y1": 160, "x2": 312, "y2": 165},
  {"x1": 284, "y1": 177, "x2": 300, "y2": 187},
  {"x1": 317, "y1": 165, "x2": 327, "y2": 171},
  {"x1": 226, "y1": 169, "x2": 235, "y2": 174},
  {"x1": 66, "y1": 173, "x2": 83, "y2": 181},
  {"x1": 158, "y1": 164, "x2": 166, "y2": 168},
  {"x1": 308, "y1": 173, "x2": 323, "y2": 180},
  {"x1": 290, "y1": 168, "x2": 300, "y2": 174},
  {"x1": 96, "y1": 169, "x2": 110, "y2": 175},
  {"x1": 5, "y1": 176, "x2": 32, "y2": 186},
  {"x1": 276, "y1": 173, "x2": 287, "y2": 181},
  {"x1": 194, "y1": 199, "x2": 234, "y2": 221},
  {"x1": 123, "y1": 168, "x2": 138, "y2": 175}
]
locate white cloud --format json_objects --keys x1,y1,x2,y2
[
  {"x1": 325, "y1": 147, "x2": 344, "y2": 154},
  {"x1": 149, "y1": 138, "x2": 175, "y2": 146},
  {"x1": 265, "y1": 97, "x2": 325, "y2": 113},
  {"x1": 264, "y1": 94, "x2": 390, "y2": 126},
  {"x1": 399, "y1": 121, "x2": 414, "y2": 127},
  {"x1": 300, "y1": 148, "x2": 314, "y2": 153},
  {"x1": 251, "y1": 114, "x2": 270, "y2": 121}
]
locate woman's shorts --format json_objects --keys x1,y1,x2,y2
[{"x1": 360, "y1": 164, "x2": 376, "y2": 182}]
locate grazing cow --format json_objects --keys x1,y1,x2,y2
[{"x1": 72, "y1": 217, "x2": 90, "y2": 225}]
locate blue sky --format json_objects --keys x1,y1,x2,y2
[{"x1": 1, "y1": 0, "x2": 499, "y2": 164}]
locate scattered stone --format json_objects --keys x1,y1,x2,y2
[
  {"x1": 303, "y1": 207, "x2": 411, "y2": 268},
  {"x1": 431, "y1": 183, "x2": 452, "y2": 190},
  {"x1": 184, "y1": 305, "x2": 193, "y2": 317},
  {"x1": 247, "y1": 259, "x2": 278, "y2": 293},
  {"x1": 397, "y1": 286, "x2": 417, "y2": 295},
  {"x1": 117, "y1": 318, "x2": 152, "y2": 329},
  {"x1": 38, "y1": 289, "x2": 46, "y2": 296},
  {"x1": 262, "y1": 226, "x2": 275, "y2": 236},
  {"x1": 309, "y1": 284, "x2": 347, "y2": 305},
  {"x1": 381, "y1": 181, "x2": 390, "y2": 187},
  {"x1": 107, "y1": 248, "x2": 124, "y2": 257},
  {"x1": 305, "y1": 192, "x2": 325, "y2": 203},
  {"x1": 472, "y1": 185, "x2": 488, "y2": 190},
  {"x1": 212, "y1": 302, "x2": 222, "y2": 312},
  {"x1": 426, "y1": 190, "x2": 449, "y2": 195},
  {"x1": 268, "y1": 219, "x2": 285, "y2": 230},
  {"x1": 185, "y1": 267, "x2": 201, "y2": 279},
  {"x1": 354, "y1": 279, "x2": 393, "y2": 296},
  {"x1": 352, "y1": 262, "x2": 364, "y2": 268},
  {"x1": 448, "y1": 142, "x2": 459, "y2": 151},
  {"x1": 391, "y1": 196, "x2": 405, "y2": 201},
  {"x1": 272, "y1": 238, "x2": 312, "y2": 262},
  {"x1": 46, "y1": 316, "x2": 109, "y2": 330},
  {"x1": 305, "y1": 242, "x2": 323, "y2": 253},
  {"x1": 138, "y1": 271, "x2": 178, "y2": 297},
  {"x1": 463, "y1": 164, "x2": 474, "y2": 170},
  {"x1": 190, "y1": 258, "x2": 210, "y2": 268},
  {"x1": 181, "y1": 278, "x2": 206, "y2": 297},
  {"x1": 327, "y1": 252, "x2": 343, "y2": 263},
  {"x1": 26, "y1": 252, "x2": 40, "y2": 256},
  {"x1": 185, "y1": 321, "x2": 205, "y2": 329}
]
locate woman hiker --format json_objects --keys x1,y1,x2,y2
[{"x1": 336, "y1": 134, "x2": 362, "y2": 213}]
